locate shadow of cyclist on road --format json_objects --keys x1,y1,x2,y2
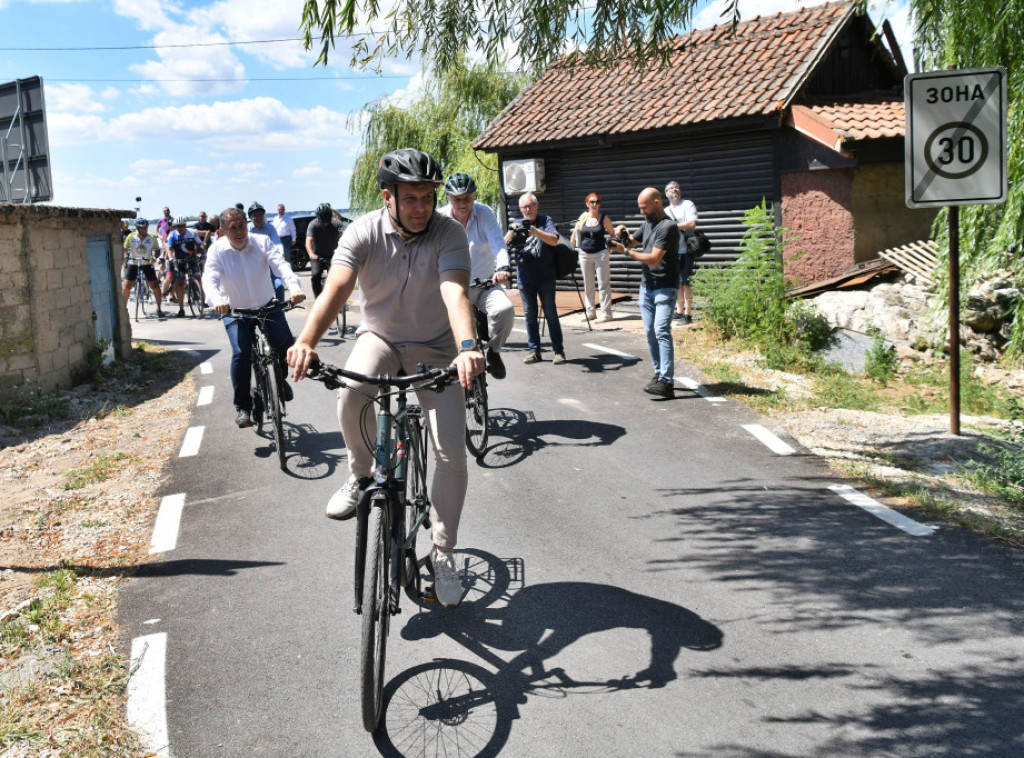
[{"x1": 477, "y1": 408, "x2": 626, "y2": 469}]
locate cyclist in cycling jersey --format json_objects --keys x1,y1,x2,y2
[
  {"x1": 438, "y1": 172, "x2": 513, "y2": 380},
  {"x1": 122, "y1": 218, "x2": 166, "y2": 317},
  {"x1": 305, "y1": 202, "x2": 344, "y2": 300},
  {"x1": 166, "y1": 217, "x2": 204, "y2": 318},
  {"x1": 287, "y1": 148, "x2": 484, "y2": 609}
]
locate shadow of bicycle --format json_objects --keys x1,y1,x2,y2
[
  {"x1": 474, "y1": 408, "x2": 626, "y2": 469},
  {"x1": 374, "y1": 549, "x2": 723, "y2": 757}
]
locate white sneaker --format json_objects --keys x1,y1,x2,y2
[
  {"x1": 598, "y1": 311, "x2": 613, "y2": 323},
  {"x1": 326, "y1": 474, "x2": 362, "y2": 520},
  {"x1": 585, "y1": 309, "x2": 596, "y2": 320},
  {"x1": 428, "y1": 547, "x2": 463, "y2": 608}
]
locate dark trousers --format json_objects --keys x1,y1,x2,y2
[
  {"x1": 519, "y1": 277, "x2": 563, "y2": 353},
  {"x1": 223, "y1": 311, "x2": 294, "y2": 411},
  {"x1": 310, "y1": 258, "x2": 329, "y2": 299}
]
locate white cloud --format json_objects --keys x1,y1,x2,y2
[
  {"x1": 112, "y1": 0, "x2": 177, "y2": 32},
  {"x1": 195, "y1": 0, "x2": 319, "y2": 69},
  {"x1": 130, "y1": 159, "x2": 174, "y2": 173},
  {"x1": 293, "y1": 162, "x2": 326, "y2": 177},
  {"x1": 47, "y1": 83, "x2": 108, "y2": 115}
]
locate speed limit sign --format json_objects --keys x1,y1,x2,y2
[{"x1": 905, "y1": 67, "x2": 1007, "y2": 208}]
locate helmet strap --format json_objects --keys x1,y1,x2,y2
[{"x1": 387, "y1": 185, "x2": 436, "y2": 238}]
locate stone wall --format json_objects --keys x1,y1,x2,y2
[
  {"x1": 781, "y1": 169, "x2": 856, "y2": 287},
  {"x1": 0, "y1": 203, "x2": 132, "y2": 395}
]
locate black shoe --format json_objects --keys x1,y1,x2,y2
[
  {"x1": 235, "y1": 409, "x2": 253, "y2": 428},
  {"x1": 684, "y1": 314, "x2": 693, "y2": 324},
  {"x1": 644, "y1": 379, "x2": 674, "y2": 398},
  {"x1": 672, "y1": 311, "x2": 685, "y2": 320},
  {"x1": 487, "y1": 349, "x2": 506, "y2": 379},
  {"x1": 280, "y1": 379, "x2": 294, "y2": 403},
  {"x1": 156, "y1": 309, "x2": 167, "y2": 318},
  {"x1": 175, "y1": 310, "x2": 185, "y2": 318}
]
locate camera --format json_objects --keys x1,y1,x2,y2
[
  {"x1": 508, "y1": 222, "x2": 532, "y2": 253},
  {"x1": 610, "y1": 229, "x2": 631, "y2": 249}
]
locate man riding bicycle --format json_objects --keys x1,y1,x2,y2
[
  {"x1": 122, "y1": 218, "x2": 166, "y2": 318},
  {"x1": 203, "y1": 207, "x2": 306, "y2": 428},
  {"x1": 287, "y1": 148, "x2": 484, "y2": 609},
  {"x1": 437, "y1": 172, "x2": 514, "y2": 380},
  {"x1": 166, "y1": 217, "x2": 204, "y2": 318}
]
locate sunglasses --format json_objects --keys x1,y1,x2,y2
[{"x1": 588, "y1": 200, "x2": 600, "y2": 205}]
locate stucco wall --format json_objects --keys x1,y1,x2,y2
[
  {"x1": 0, "y1": 203, "x2": 132, "y2": 395},
  {"x1": 781, "y1": 169, "x2": 856, "y2": 287},
  {"x1": 852, "y1": 163, "x2": 938, "y2": 260}
]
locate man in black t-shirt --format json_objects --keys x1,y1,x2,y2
[
  {"x1": 305, "y1": 202, "x2": 345, "y2": 300},
  {"x1": 609, "y1": 188, "x2": 680, "y2": 398}
]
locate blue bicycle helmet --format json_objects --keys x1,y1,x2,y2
[
  {"x1": 136, "y1": 218, "x2": 149, "y2": 226},
  {"x1": 444, "y1": 172, "x2": 477, "y2": 196}
]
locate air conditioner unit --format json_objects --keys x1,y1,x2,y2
[{"x1": 502, "y1": 158, "x2": 545, "y2": 194}]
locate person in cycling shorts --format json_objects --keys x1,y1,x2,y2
[
  {"x1": 437, "y1": 173, "x2": 514, "y2": 380},
  {"x1": 166, "y1": 217, "x2": 204, "y2": 318},
  {"x1": 287, "y1": 148, "x2": 484, "y2": 609},
  {"x1": 122, "y1": 218, "x2": 166, "y2": 317}
]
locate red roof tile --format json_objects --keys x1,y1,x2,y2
[{"x1": 475, "y1": 1, "x2": 859, "y2": 150}]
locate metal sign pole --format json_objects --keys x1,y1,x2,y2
[{"x1": 948, "y1": 206, "x2": 960, "y2": 435}]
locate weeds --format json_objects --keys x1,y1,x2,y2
[
  {"x1": 63, "y1": 452, "x2": 129, "y2": 490},
  {"x1": 865, "y1": 328, "x2": 899, "y2": 385},
  {"x1": 961, "y1": 399, "x2": 1024, "y2": 504}
]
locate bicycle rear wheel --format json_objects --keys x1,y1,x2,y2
[
  {"x1": 402, "y1": 413, "x2": 429, "y2": 588},
  {"x1": 264, "y1": 357, "x2": 287, "y2": 470},
  {"x1": 465, "y1": 374, "x2": 489, "y2": 458},
  {"x1": 360, "y1": 501, "x2": 390, "y2": 732}
]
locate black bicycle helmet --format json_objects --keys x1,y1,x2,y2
[
  {"x1": 444, "y1": 172, "x2": 477, "y2": 196},
  {"x1": 316, "y1": 202, "x2": 332, "y2": 221},
  {"x1": 377, "y1": 148, "x2": 443, "y2": 189},
  {"x1": 247, "y1": 202, "x2": 265, "y2": 218}
]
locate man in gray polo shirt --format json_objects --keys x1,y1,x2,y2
[{"x1": 287, "y1": 149, "x2": 484, "y2": 609}]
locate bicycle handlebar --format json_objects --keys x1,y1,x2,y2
[
  {"x1": 228, "y1": 301, "x2": 301, "y2": 319},
  {"x1": 306, "y1": 359, "x2": 458, "y2": 393}
]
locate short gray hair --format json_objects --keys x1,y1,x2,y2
[
  {"x1": 519, "y1": 192, "x2": 537, "y2": 207},
  {"x1": 665, "y1": 181, "x2": 681, "y2": 195}
]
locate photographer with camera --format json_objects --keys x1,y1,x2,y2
[
  {"x1": 505, "y1": 192, "x2": 565, "y2": 365},
  {"x1": 607, "y1": 188, "x2": 680, "y2": 398}
]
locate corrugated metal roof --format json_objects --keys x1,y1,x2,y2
[{"x1": 475, "y1": 1, "x2": 856, "y2": 150}]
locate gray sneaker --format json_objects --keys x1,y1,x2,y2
[
  {"x1": 523, "y1": 351, "x2": 541, "y2": 364},
  {"x1": 428, "y1": 547, "x2": 464, "y2": 608},
  {"x1": 552, "y1": 352, "x2": 566, "y2": 365},
  {"x1": 326, "y1": 474, "x2": 362, "y2": 520}
]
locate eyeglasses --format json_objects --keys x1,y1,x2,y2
[{"x1": 520, "y1": 202, "x2": 537, "y2": 210}]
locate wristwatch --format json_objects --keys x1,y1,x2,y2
[{"x1": 458, "y1": 339, "x2": 479, "y2": 353}]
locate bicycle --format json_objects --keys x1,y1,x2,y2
[
  {"x1": 306, "y1": 358, "x2": 458, "y2": 733},
  {"x1": 228, "y1": 301, "x2": 300, "y2": 471},
  {"x1": 131, "y1": 276, "x2": 151, "y2": 321},
  {"x1": 183, "y1": 264, "x2": 205, "y2": 318},
  {"x1": 319, "y1": 263, "x2": 348, "y2": 338},
  {"x1": 465, "y1": 278, "x2": 494, "y2": 458}
]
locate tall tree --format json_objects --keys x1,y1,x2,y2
[
  {"x1": 347, "y1": 56, "x2": 531, "y2": 214},
  {"x1": 912, "y1": 0, "x2": 1024, "y2": 358},
  {"x1": 300, "y1": 0, "x2": 740, "y2": 72}
]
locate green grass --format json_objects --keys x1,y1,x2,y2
[{"x1": 63, "y1": 453, "x2": 128, "y2": 490}]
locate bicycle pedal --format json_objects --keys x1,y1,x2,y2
[{"x1": 422, "y1": 585, "x2": 438, "y2": 604}]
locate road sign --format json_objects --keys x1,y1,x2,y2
[{"x1": 905, "y1": 67, "x2": 1007, "y2": 208}]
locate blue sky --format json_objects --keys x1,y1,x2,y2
[{"x1": 1, "y1": 0, "x2": 910, "y2": 221}]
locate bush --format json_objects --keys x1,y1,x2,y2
[
  {"x1": 692, "y1": 200, "x2": 826, "y2": 371},
  {"x1": 865, "y1": 327, "x2": 899, "y2": 384}
]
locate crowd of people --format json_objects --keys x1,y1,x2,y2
[{"x1": 128, "y1": 152, "x2": 701, "y2": 607}]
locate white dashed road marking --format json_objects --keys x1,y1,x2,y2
[
  {"x1": 199, "y1": 361, "x2": 213, "y2": 375},
  {"x1": 179, "y1": 426, "x2": 204, "y2": 458},
  {"x1": 197, "y1": 385, "x2": 215, "y2": 406},
  {"x1": 582, "y1": 343, "x2": 640, "y2": 362},
  {"x1": 675, "y1": 377, "x2": 727, "y2": 403},
  {"x1": 829, "y1": 484, "x2": 937, "y2": 536},
  {"x1": 742, "y1": 424, "x2": 796, "y2": 455},
  {"x1": 127, "y1": 633, "x2": 171, "y2": 758},
  {"x1": 150, "y1": 493, "x2": 185, "y2": 554}
]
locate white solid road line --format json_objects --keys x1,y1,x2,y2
[
  {"x1": 829, "y1": 484, "x2": 937, "y2": 536},
  {"x1": 742, "y1": 424, "x2": 796, "y2": 455},
  {"x1": 582, "y1": 342, "x2": 640, "y2": 361},
  {"x1": 675, "y1": 376, "x2": 727, "y2": 403},
  {"x1": 127, "y1": 632, "x2": 171, "y2": 758},
  {"x1": 199, "y1": 361, "x2": 213, "y2": 374},
  {"x1": 150, "y1": 493, "x2": 185, "y2": 554},
  {"x1": 179, "y1": 426, "x2": 204, "y2": 458},
  {"x1": 197, "y1": 385, "x2": 214, "y2": 406}
]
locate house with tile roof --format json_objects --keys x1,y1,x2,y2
[{"x1": 473, "y1": 0, "x2": 937, "y2": 289}]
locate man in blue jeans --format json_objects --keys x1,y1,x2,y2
[
  {"x1": 505, "y1": 192, "x2": 565, "y2": 365},
  {"x1": 609, "y1": 188, "x2": 680, "y2": 398}
]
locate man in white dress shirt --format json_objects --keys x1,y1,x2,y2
[{"x1": 203, "y1": 207, "x2": 307, "y2": 428}]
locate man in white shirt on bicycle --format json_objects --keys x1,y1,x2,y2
[
  {"x1": 287, "y1": 148, "x2": 484, "y2": 609},
  {"x1": 438, "y1": 172, "x2": 514, "y2": 380},
  {"x1": 204, "y1": 207, "x2": 306, "y2": 429}
]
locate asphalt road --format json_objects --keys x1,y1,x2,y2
[{"x1": 120, "y1": 283, "x2": 1024, "y2": 758}]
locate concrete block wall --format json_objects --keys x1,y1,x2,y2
[{"x1": 0, "y1": 203, "x2": 132, "y2": 395}]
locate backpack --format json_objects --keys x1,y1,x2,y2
[
  {"x1": 685, "y1": 230, "x2": 711, "y2": 259},
  {"x1": 554, "y1": 236, "x2": 579, "y2": 279}
]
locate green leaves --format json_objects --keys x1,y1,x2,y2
[{"x1": 300, "y1": 0, "x2": 729, "y2": 73}]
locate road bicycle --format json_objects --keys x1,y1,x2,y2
[
  {"x1": 465, "y1": 278, "x2": 494, "y2": 458},
  {"x1": 306, "y1": 358, "x2": 457, "y2": 733},
  {"x1": 319, "y1": 263, "x2": 349, "y2": 338},
  {"x1": 183, "y1": 263, "x2": 205, "y2": 318},
  {"x1": 129, "y1": 273, "x2": 151, "y2": 322},
  {"x1": 228, "y1": 301, "x2": 300, "y2": 471}
]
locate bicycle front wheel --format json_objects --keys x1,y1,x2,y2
[
  {"x1": 133, "y1": 281, "x2": 146, "y2": 321},
  {"x1": 360, "y1": 501, "x2": 390, "y2": 732},
  {"x1": 264, "y1": 359, "x2": 287, "y2": 470},
  {"x1": 465, "y1": 374, "x2": 489, "y2": 458},
  {"x1": 187, "y1": 278, "x2": 204, "y2": 318}
]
